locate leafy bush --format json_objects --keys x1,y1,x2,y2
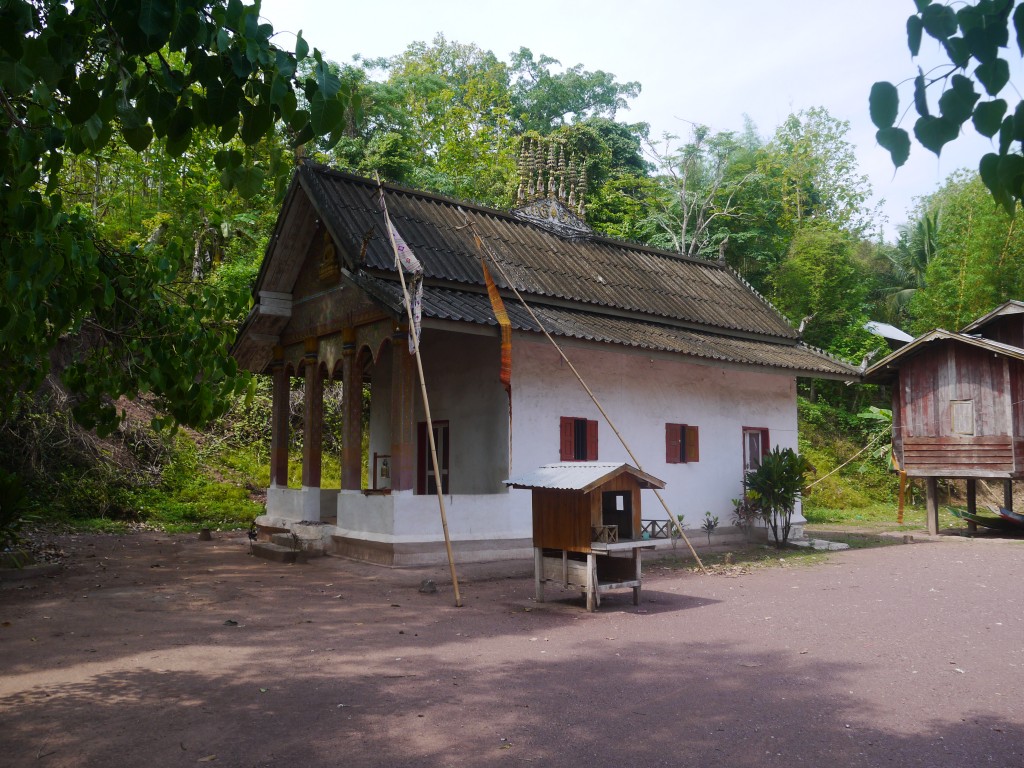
[{"x1": 744, "y1": 447, "x2": 813, "y2": 548}]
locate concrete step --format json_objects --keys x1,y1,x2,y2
[
  {"x1": 269, "y1": 532, "x2": 325, "y2": 556},
  {"x1": 250, "y1": 542, "x2": 300, "y2": 564}
]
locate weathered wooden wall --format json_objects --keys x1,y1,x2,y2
[
  {"x1": 897, "y1": 340, "x2": 1024, "y2": 477},
  {"x1": 532, "y1": 489, "x2": 591, "y2": 552}
]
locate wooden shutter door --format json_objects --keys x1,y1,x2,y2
[
  {"x1": 666, "y1": 424, "x2": 682, "y2": 463},
  {"x1": 586, "y1": 419, "x2": 598, "y2": 460},
  {"x1": 761, "y1": 428, "x2": 771, "y2": 455},
  {"x1": 559, "y1": 417, "x2": 574, "y2": 461},
  {"x1": 684, "y1": 425, "x2": 700, "y2": 463}
]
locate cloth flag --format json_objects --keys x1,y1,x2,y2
[
  {"x1": 388, "y1": 222, "x2": 422, "y2": 354},
  {"x1": 476, "y1": 235, "x2": 512, "y2": 396}
]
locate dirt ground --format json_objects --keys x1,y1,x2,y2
[{"x1": 1, "y1": 530, "x2": 1023, "y2": 768}]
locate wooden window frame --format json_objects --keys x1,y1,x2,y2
[
  {"x1": 665, "y1": 423, "x2": 700, "y2": 464},
  {"x1": 950, "y1": 400, "x2": 975, "y2": 436},
  {"x1": 416, "y1": 420, "x2": 450, "y2": 495},
  {"x1": 743, "y1": 427, "x2": 770, "y2": 472},
  {"x1": 559, "y1": 416, "x2": 598, "y2": 461}
]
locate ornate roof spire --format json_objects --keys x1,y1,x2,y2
[{"x1": 512, "y1": 135, "x2": 592, "y2": 238}]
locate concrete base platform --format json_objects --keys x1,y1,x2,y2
[{"x1": 330, "y1": 534, "x2": 533, "y2": 567}]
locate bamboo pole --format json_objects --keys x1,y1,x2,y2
[
  {"x1": 378, "y1": 180, "x2": 463, "y2": 607},
  {"x1": 463, "y1": 219, "x2": 707, "y2": 573}
]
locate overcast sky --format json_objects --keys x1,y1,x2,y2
[{"x1": 258, "y1": 0, "x2": 1022, "y2": 240}]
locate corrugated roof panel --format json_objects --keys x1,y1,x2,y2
[
  {"x1": 505, "y1": 462, "x2": 664, "y2": 490},
  {"x1": 351, "y1": 277, "x2": 857, "y2": 378},
  {"x1": 298, "y1": 165, "x2": 802, "y2": 341}
]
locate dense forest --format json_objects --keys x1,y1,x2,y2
[{"x1": 3, "y1": 1, "x2": 1024, "y2": 537}]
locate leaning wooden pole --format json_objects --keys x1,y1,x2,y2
[
  {"x1": 464, "y1": 217, "x2": 707, "y2": 573},
  {"x1": 378, "y1": 180, "x2": 463, "y2": 607}
]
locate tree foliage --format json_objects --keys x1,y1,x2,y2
[
  {"x1": 871, "y1": 0, "x2": 1024, "y2": 213},
  {"x1": 910, "y1": 170, "x2": 1024, "y2": 331},
  {"x1": 0, "y1": 0, "x2": 350, "y2": 432},
  {"x1": 509, "y1": 48, "x2": 641, "y2": 133}
]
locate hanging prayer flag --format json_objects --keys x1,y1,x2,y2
[
  {"x1": 388, "y1": 222, "x2": 422, "y2": 354},
  {"x1": 477, "y1": 235, "x2": 512, "y2": 396}
]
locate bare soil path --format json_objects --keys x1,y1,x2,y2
[{"x1": 1, "y1": 531, "x2": 1022, "y2": 767}]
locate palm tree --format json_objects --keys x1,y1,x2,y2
[{"x1": 882, "y1": 209, "x2": 939, "y2": 323}]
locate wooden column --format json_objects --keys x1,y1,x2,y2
[
  {"x1": 269, "y1": 358, "x2": 290, "y2": 488},
  {"x1": 1004, "y1": 479, "x2": 1014, "y2": 511},
  {"x1": 302, "y1": 344, "x2": 323, "y2": 489},
  {"x1": 966, "y1": 478, "x2": 977, "y2": 534},
  {"x1": 925, "y1": 477, "x2": 939, "y2": 536},
  {"x1": 390, "y1": 329, "x2": 416, "y2": 491},
  {"x1": 340, "y1": 329, "x2": 362, "y2": 491}
]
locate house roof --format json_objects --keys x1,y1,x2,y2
[
  {"x1": 959, "y1": 300, "x2": 1024, "y2": 334},
  {"x1": 864, "y1": 328, "x2": 1024, "y2": 382},
  {"x1": 864, "y1": 320, "x2": 913, "y2": 344},
  {"x1": 238, "y1": 163, "x2": 859, "y2": 380},
  {"x1": 505, "y1": 462, "x2": 666, "y2": 492}
]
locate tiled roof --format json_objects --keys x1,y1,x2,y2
[
  {"x1": 299, "y1": 164, "x2": 799, "y2": 341},
  {"x1": 356, "y1": 276, "x2": 858, "y2": 378},
  {"x1": 242, "y1": 164, "x2": 859, "y2": 379}
]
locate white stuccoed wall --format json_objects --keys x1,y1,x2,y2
[
  {"x1": 315, "y1": 328, "x2": 803, "y2": 553},
  {"x1": 509, "y1": 335, "x2": 802, "y2": 526}
]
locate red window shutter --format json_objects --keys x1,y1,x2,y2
[
  {"x1": 761, "y1": 428, "x2": 771, "y2": 456},
  {"x1": 416, "y1": 422, "x2": 427, "y2": 495},
  {"x1": 559, "y1": 417, "x2": 574, "y2": 461},
  {"x1": 586, "y1": 419, "x2": 598, "y2": 460},
  {"x1": 685, "y1": 425, "x2": 700, "y2": 463},
  {"x1": 666, "y1": 423, "x2": 682, "y2": 464}
]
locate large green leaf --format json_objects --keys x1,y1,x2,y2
[
  {"x1": 138, "y1": 0, "x2": 174, "y2": 40},
  {"x1": 922, "y1": 3, "x2": 958, "y2": 40},
  {"x1": 907, "y1": 14, "x2": 924, "y2": 55},
  {"x1": 869, "y1": 82, "x2": 899, "y2": 129},
  {"x1": 976, "y1": 58, "x2": 1010, "y2": 95},
  {"x1": 1014, "y1": 3, "x2": 1024, "y2": 55},
  {"x1": 914, "y1": 114, "x2": 960, "y2": 154},
  {"x1": 876, "y1": 127, "x2": 911, "y2": 167},
  {"x1": 309, "y1": 92, "x2": 344, "y2": 136},
  {"x1": 973, "y1": 99, "x2": 1007, "y2": 137},
  {"x1": 938, "y1": 74, "x2": 978, "y2": 125},
  {"x1": 913, "y1": 73, "x2": 930, "y2": 117}
]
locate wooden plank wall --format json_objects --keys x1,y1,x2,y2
[
  {"x1": 903, "y1": 435, "x2": 1013, "y2": 476},
  {"x1": 901, "y1": 343, "x2": 1009, "y2": 439},
  {"x1": 532, "y1": 489, "x2": 591, "y2": 552},
  {"x1": 587, "y1": 475, "x2": 641, "y2": 533},
  {"x1": 899, "y1": 340, "x2": 1022, "y2": 476}
]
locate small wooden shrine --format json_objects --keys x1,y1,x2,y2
[{"x1": 506, "y1": 462, "x2": 665, "y2": 611}]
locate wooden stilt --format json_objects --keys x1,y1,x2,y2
[
  {"x1": 632, "y1": 550, "x2": 641, "y2": 606},
  {"x1": 586, "y1": 553, "x2": 596, "y2": 612},
  {"x1": 1004, "y1": 479, "x2": 1013, "y2": 511},
  {"x1": 966, "y1": 478, "x2": 977, "y2": 534},
  {"x1": 897, "y1": 471, "x2": 906, "y2": 525},
  {"x1": 534, "y1": 547, "x2": 544, "y2": 603},
  {"x1": 926, "y1": 477, "x2": 939, "y2": 535}
]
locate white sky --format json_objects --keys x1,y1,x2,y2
[{"x1": 259, "y1": 0, "x2": 1022, "y2": 240}]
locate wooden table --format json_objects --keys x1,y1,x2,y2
[{"x1": 534, "y1": 540, "x2": 657, "y2": 612}]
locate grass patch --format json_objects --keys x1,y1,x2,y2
[{"x1": 804, "y1": 502, "x2": 960, "y2": 532}]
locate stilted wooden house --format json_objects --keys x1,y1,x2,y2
[
  {"x1": 864, "y1": 301, "x2": 1024, "y2": 533},
  {"x1": 232, "y1": 156, "x2": 857, "y2": 565}
]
